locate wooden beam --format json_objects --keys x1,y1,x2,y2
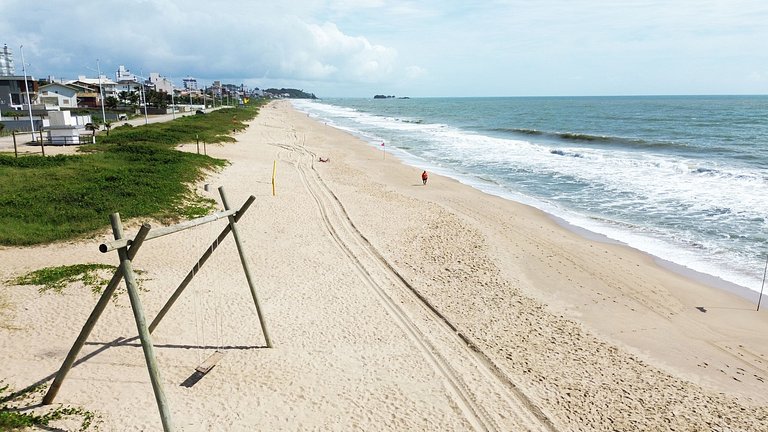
[{"x1": 99, "y1": 209, "x2": 237, "y2": 253}]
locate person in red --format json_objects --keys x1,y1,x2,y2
[{"x1": 421, "y1": 170, "x2": 429, "y2": 185}]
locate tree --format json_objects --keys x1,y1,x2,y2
[
  {"x1": 105, "y1": 96, "x2": 118, "y2": 109},
  {"x1": 118, "y1": 91, "x2": 130, "y2": 105},
  {"x1": 85, "y1": 122, "x2": 98, "y2": 137},
  {"x1": 128, "y1": 91, "x2": 140, "y2": 108}
]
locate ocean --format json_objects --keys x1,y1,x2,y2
[{"x1": 291, "y1": 96, "x2": 768, "y2": 296}]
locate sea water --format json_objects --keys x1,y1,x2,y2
[{"x1": 291, "y1": 96, "x2": 768, "y2": 296}]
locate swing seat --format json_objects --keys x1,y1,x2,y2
[{"x1": 195, "y1": 350, "x2": 225, "y2": 374}]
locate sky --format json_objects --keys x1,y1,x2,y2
[{"x1": 2, "y1": 0, "x2": 767, "y2": 98}]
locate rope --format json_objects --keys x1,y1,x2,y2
[
  {"x1": 191, "y1": 239, "x2": 203, "y2": 364},
  {"x1": 210, "y1": 216, "x2": 224, "y2": 351}
]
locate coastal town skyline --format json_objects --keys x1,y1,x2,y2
[{"x1": 2, "y1": 0, "x2": 767, "y2": 98}]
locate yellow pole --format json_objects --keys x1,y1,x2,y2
[{"x1": 272, "y1": 160, "x2": 277, "y2": 196}]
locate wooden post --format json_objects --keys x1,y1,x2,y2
[
  {"x1": 40, "y1": 130, "x2": 45, "y2": 156},
  {"x1": 272, "y1": 161, "x2": 277, "y2": 196},
  {"x1": 44, "y1": 223, "x2": 151, "y2": 405},
  {"x1": 148, "y1": 196, "x2": 254, "y2": 333},
  {"x1": 219, "y1": 187, "x2": 272, "y2": 347},
  {"x1": 111, "y1": 214, "x2": 174, "y2": 432},
  {"x1": 196, "y1": 134, "x2": 199, "y2": 154},
  {"x1": 203, "y1": 140, "x2": 207, "y2": 156},
  {"x1": 12, "y1": 131, "x2": 17, "y2": 158}
]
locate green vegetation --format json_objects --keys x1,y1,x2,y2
[
  {"x1": 10, "y1": 263, "x2": 116, "y2": 294},
  {"x1": 0, "y1": 100, "x2": 266, "y2": 246},
  {"x1": 263, "y1": 88, "x2": 317, "y2": 99},
  {"x1": 0, "y1": 382, "x2": 97, "y2": 431}
]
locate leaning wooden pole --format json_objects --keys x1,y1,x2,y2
[
  {"x1": 758, "y1": 253, "x2": 768, "y2": 312},
  {"x1": 148, "y1": 195, "x2": 255, "y2": 334},
  {"x1": 43, "y1": 223, "x2": 151, "y2": 405},
  {"x1": 111, "y1": 214, "x2": 174, "y2": 432},
  {"x1": 219, "y1": 187, "x2": 272, "y2": 347}
]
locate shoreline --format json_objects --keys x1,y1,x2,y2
[
  {"x1": 547, "y1": 210, "x2": 768, "y2": 306},
  {"x1": 296, "y1": 99, "x2": 765, "y2": 303},
  {"x1": 1, "y1": 100, "x2": 767, "y2": 430}
]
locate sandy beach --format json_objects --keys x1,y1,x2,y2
[{"x1": 2, "y1": 100, "x2": 768, "y2": 431}]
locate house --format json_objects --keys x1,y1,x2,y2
[
  {"x1": 0, "y1": 75, "x2": 38, "y2": 108},
  {"x1": 66, "y1": 75, "x2": 118, "y2": 106},
  {"x1": 37, "y1": 82, "x2": 79, "y2": 109}
]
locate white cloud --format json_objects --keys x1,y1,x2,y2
[
  {"x1": 2, "y1": 0, "x2": 766, "y2": 96},
  {"x1": 297, "y1": 21, "x2": 397, "y2": 81}
]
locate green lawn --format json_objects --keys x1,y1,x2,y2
[{"x1": 0, "y1": 101, "x2": 265, "y2": 246}]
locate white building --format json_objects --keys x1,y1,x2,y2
[
  {"x1": 45, "y1": 110, "x2": 93, "y2": 145},
  {"x1": 116, "y1": 65, "x2": 137, "y2": 82},
  {"x1": 148, "y1": 72, "x2": 174, "y2": 94},
  {"x1": 37, "y1": 83, "x2": 79, "y2": 109},
  {"x1": 183, "y1": 76, "x2": 198, "y2": 91}
]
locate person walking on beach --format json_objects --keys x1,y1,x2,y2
[{"x1": 421, "y1": 170, "x2": 429, "y2": 185}]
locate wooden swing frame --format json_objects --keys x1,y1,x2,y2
[{"x1": 42, "y1": 186, "x2": 271, "y2": 432}]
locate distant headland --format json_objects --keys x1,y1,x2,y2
[{"x1": 264, "y1": 88, "x2": 318, "y2": 99}]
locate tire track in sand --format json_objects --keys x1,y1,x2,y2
[{"x1": 271, "y1": 136, "x2": 557, "y2": 432}]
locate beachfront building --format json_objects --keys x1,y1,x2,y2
[
  {"x1": 183, "y1": 76, "x2": 198, "y2": 92},
  {"x1": 66, "y1": 75, "x2": 118, "y2": 109},
  {"x1": 0, "y1": 75, "x2": 38, "y2": 108},
  {"x1": 114, "y1": 79, "x2": 142, "y2": 95},
  {"x1": 114, "y1": 66, "x2": 143, "y2": 97},
  {"x1": 37, "y1": 82, "x2": 79, "y2": 109},
  {"x1": 116, "y1": 65, "x2": 136, "y2": 82},
  {"x1": 148, "y1": 72, "x2": 174, "y2": 94}
]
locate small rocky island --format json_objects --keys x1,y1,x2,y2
[{"x1": 373, "y1": 95, "x2": 410, "y2": 99}]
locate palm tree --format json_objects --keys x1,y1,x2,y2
[
  {"x1": 128, "y1": 91, "x2": 140, "y2": 108},
  {"x1": 105, "y1": 96, "x2": 118, "y2": 109},
  {"x1": 118, "y1": 91, "x2": 130, "y2": 105},
  {"x1": 85, "y1": 122, "x2": 98, "y2": 139}
]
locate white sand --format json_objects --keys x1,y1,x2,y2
[{"x1": 1, "y1": 100, "x2": 767, "y2": 431}]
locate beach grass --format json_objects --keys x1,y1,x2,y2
[
  {"x1": 1, "y1": 381, "x2": 96, "y2": 431},
  {"x1": 0, "y1": 100, "x2": 265, "y2": 246},
  {"x1": 9, "y1": 263, "x2": 116, "y2": 294}
]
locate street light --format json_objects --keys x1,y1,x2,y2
[
  {"x1": 84, "y1": 61, "x2": 108, "y2": 128},
  {"x1": 133, "y1": 70, "x2": 149, "y2": 125},
  {"x1": 19, "y1": 45, "x2": 35, "y2": 140},
  {"x1": 170, "y1": 89, "x2": 176, "y2": 119}
]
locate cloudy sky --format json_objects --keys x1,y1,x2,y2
[{"x1": 2, "y1": 0, "x2": 766, "y2": 97}]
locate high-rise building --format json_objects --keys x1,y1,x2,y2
[
  {"x1": 116, "y1": 65, "x2": 136, "y2": 82},
  {"x1": 0, "y1": 44, "x2": 15, "y2": 76},
  {"x1": 183, "y1": 76, "x2": 198, "y2": 91}
]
